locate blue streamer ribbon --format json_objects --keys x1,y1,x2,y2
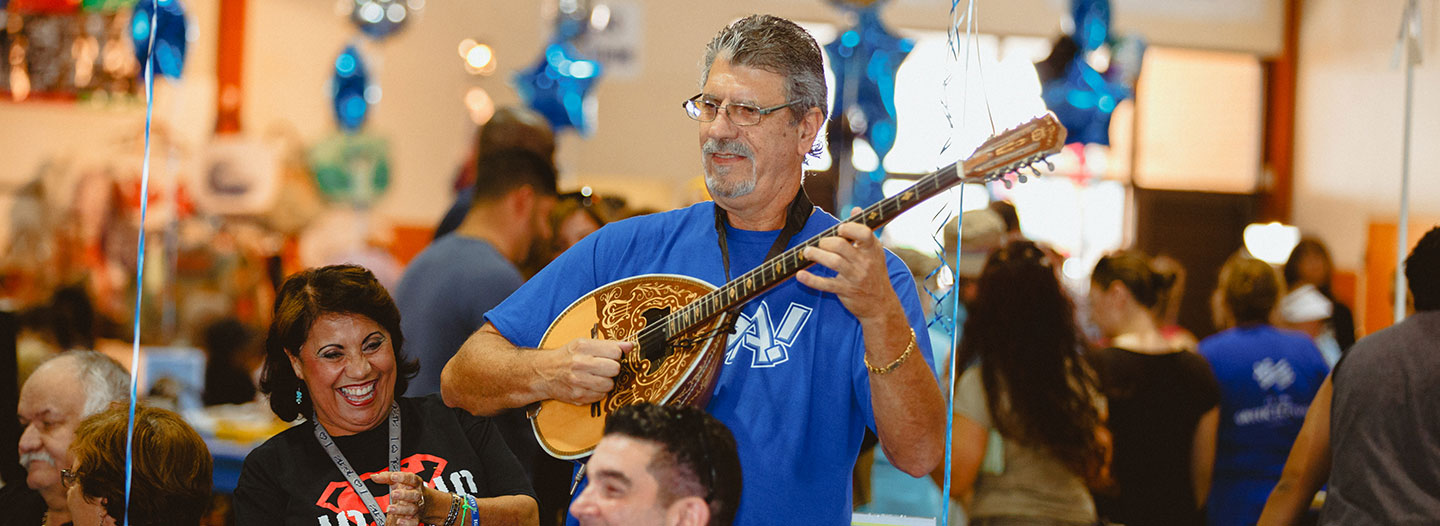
[
  {"x1": 937, "y1": 2, "x2": 982, "y2": 524},
  {"x1": 124, "y1": 4, "x2": 160, "y2": 526}
]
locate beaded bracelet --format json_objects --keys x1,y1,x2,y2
[{"x1": 441, "y1": 492, "x2": 461, "y2": 526}]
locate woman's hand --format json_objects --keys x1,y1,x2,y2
[{"x1": 371, "y1": 471, "x2": 441, "y2": 526}]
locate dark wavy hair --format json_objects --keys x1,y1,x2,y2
[
  {"x1": 1406, "y1": 226, "x2": 1440, "y2": 311},
  {"x1": 259, "y1": 264, "x2": 419, "y2": 422},
  {"x1": 70, "y1": 403, "x2": 213, "y2": 526},
  {"x1": 957, "y1": 241, "x2": 1107, "y2": 481},
  {"x1": 604, "y1": 403, "x2": 742, "y2": 526},
  {"x1": 1092, "y1": 251, "x2": 1175, "y2": 310},
  {"x1": 1283, "y1": 238, "x2": 1335, "y2": 293}
]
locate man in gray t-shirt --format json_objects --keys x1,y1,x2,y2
[{"x1": 1258, "y1": 226, "x2": 1440, "y2": 525}]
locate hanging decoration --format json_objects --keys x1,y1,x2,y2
[
  {"x1": 314, "y1": 43, "x2": 390, "y2": 206},
  {"x1": 514, "y1": 0, "x2": 603, "y2": 135},
  {"x1": 129, "y1": 0, "x2": 188, "y2": 80},
  {"x1": 824, "y1": 0, "x2": 913, "y2": 212},
  {"x1": 308, "y1": 132, "x2": 391, "y2": 206},
  {"x1": 1036, "y1": 0, "x2": 1144, "y2": 146},
  {"x1": 2, "y1": 2, "x2": 142, "y2": 102},
  {"x1": 330, "y1": 44, "x2": 372, "y2": 132},
  {"x1": 349, "y1": 0, "x2": 414, "y2": 41}
]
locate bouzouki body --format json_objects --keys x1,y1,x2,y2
[
  {"x1": 530, "y1": 112, "x2": 1067, "y2": 459},
  {"x1": 533, "y1": 274, "x2": 729, "y2": 460}
]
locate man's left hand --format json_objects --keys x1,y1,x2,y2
[{"x1": 797, "y1": 207, "x2": 899, "y2": 322}]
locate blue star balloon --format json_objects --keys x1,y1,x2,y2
[
  {"x1": 514, "y1": 41, "x2": 601, "y2": 135},
  {"x1": 1037, "y1": 0, "x2": 1141, "y2": 146},
  {"x1": 331, "y1": 44, "x2": 371, "y2": 132},
  {"x1": 1041, "y1": 59, "x2": 1128, "y2": 145},
  {"x1": 130, "y1": 0, "x2": 187, "y2": 79},
  {"x1": 350, "y1": 0, "x2": 411, "y2": 41},
  {"x1": 1072, "y1": 0, "x2": 1111, "y2": 52},
  {"x1": 825, "y1": 3, "x2": 912, "y2": 211}
]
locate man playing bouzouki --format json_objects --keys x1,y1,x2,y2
[{"x1": 441, "y1": 14, "x2": 945, "y2": 525}]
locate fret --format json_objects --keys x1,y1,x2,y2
[{"x1": 660, "y1": 114, "x2": 1061, "y2": 347}]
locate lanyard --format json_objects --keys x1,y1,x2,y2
[
  {"x1": 712, "y1": 187, "x2": 814, "y2": 281},
  {"x1": 314, "y1": 402, "x2": 403, "y2": 526}
]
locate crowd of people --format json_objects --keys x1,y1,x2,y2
[{"x1": 3, "y1": 12, "x2": 1439, "y2": 526}]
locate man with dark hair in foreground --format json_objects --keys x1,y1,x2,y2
[
  {"x1": 1259, "y1": 225, "x2": 1440, "y2": 525},
  {"x1": 571, "y1": 403, "x2": 741, "y2": 526}
]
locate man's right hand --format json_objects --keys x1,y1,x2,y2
[{"x1": 538, "y1": 339, "x2": 630, "y2": 405}]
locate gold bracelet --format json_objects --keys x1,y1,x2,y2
[{"x1": 865, "y1": 328, "x2": 916, "y2": 375}]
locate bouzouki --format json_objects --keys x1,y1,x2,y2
[{"x1": 531, "y1": 112, "x2": 1067, "y2": 459}]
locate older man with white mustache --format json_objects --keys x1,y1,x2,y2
[{"x1": 2, "y1": 351, "x2": 129, "y2": 526}]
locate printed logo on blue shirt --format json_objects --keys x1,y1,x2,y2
[
  {"x1": 1252, "y1": 358, "x2": 1296, "y2": 391},
  {"x1": 724, "y1": 301, "x2": 812, "y2": 368}
]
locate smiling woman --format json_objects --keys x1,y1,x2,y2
[{"x1": 234, "y1": 265, "x2": 539, "y2": 526}]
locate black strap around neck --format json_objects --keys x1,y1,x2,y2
[{"x1": 713, "y1": 187, "x2": 814, "y2": 281}]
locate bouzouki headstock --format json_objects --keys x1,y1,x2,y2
[{"x1": 960, "y1": 112, "x2": 1067, "y2": 187}]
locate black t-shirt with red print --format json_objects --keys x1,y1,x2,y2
[{"x1": 234, "y1": 394, "x2": 533, "y2": 526}]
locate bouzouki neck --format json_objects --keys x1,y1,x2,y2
[{"x1": 649, "y1": 112, "x2": 1067, "y2": 345}]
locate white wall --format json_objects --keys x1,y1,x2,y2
[
  {"x1": 1292, "y1": 0, "x2": 1440, "y2": 270},
  {"x1": 1, "y1": 0, "x2": 1285, "y2": 233}
]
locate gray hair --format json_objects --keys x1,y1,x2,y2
[
  {"x1": 701, "y1": 14, "x2": 829, "y2": 126},
  {"x1": 40, "y1": 351, "x2": 131, "y2": 417}
]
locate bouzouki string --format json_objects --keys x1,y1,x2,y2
[
  {"x1": 713, "y1": 186, "x2": 815, "y2": 282},
  {"x1": 625, "y1": 115, "x2": 1058, "y2": 366},
  {"x1": 620, "y1": 188, "x2": 814, "y2": 366},
  {"x1": 542, "y1": 114, "x2": 1062, "y2": 463}
]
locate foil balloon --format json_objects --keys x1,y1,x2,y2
[
  {"x1": 349, "y1": 0, "x2": 411, "y2": 41},
  {"x1": 330, "y1": 44, "x2": 371, "y2": 132},
  {"x1": 308, "y1": 132, "x2": 391, "y2": 206},
  {"x1": 825, "y1": 1, "x2": 912, "y2": 211},
  {"x1": 514, "y1": 41, "x2": 601, "y2": 135},
  {"x1": 554, "y1": 0, "x2": 590, "y2": 42},
  {"x1": 130, "y1": 0, "x2": 187, "y2": 79},
  {"x1": 1071, "y1": 0, "x2": 1111, "y2": 52},
  {"x1": 1037, "y1": 0, "x2": 1141, "y2": 146},
  {"x1": 1040, "y1": 59, "x2": 1127, "y2": 145}
]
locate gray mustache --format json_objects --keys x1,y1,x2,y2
[
  {"x1": 702, "y1": 139, "x2": 752, "y2": 158},
  {"x1": 20, "y1": 452, "x2": 54, "y2": 467}
]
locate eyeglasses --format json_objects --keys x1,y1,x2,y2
[
  {"x1": 682, "y1": 94, "x2": 800, "y2": 126},
  {"x1": 61, "y1": 469, "x2": 80, "y2": 489}
]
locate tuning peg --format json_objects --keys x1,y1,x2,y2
[
  {"x1": 1001, "y1": 178, "x2": 1014, "y2": 189},
  {"x1": 1030, "y1": 165, "x2": 1043, "y2": 177},
  {"x1": 1017, "y1": 174, "x2": 1028, "y2": 183},
  {"x1": 1045, "y1": 159, "x2": 1056, "y2": 171}
]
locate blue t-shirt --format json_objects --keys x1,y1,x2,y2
[
  {"x1": 395, "y1": 234, "x2": 523, "y2": 396},
  {"x1": 485, "y1": 202, "x2": 936, "y2": 525},
  {"x1": 1198, "y1": 324, "x2": 1329, "y2": 526}
]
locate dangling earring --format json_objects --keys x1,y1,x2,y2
[{"x1": 296, "y1": 388, "x2": 304, "y2": 404}]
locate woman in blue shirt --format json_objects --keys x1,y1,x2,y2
[{"x1": 1197, "y1": 254, "x2": 1328, "y2": 526}]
